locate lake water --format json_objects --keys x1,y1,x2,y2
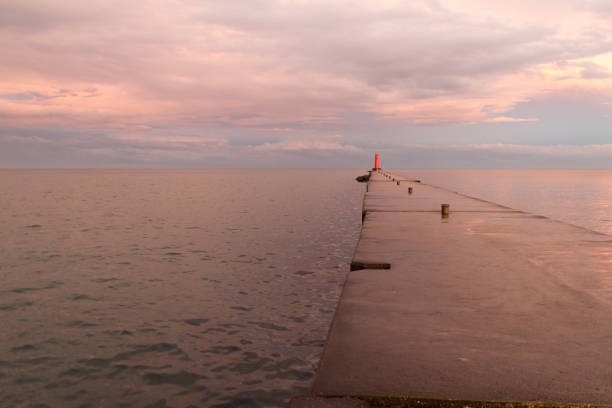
[
  {"x1": 0, "y1": 169, "x2": 364, "y2": 408},
  {"x1": 1, "y1": 169, "x2": 611, "y2": 408},
  {"x1": 396, "y1": 169, "x2": 612, "y2": 236}
]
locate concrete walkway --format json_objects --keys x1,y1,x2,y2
[{"x1": 307, "y1": 170, "x2": 612, "y2": 405}]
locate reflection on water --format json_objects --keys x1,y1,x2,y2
[
  {"x1": 396, "y1": 169, "x2": 612, "y2": 235},
  {"x1": 0, "y1": 169, "x2": 364, "y2": 408},
  {"x1": 2, "y1": 168, "x2": 610, "y2": 407}
]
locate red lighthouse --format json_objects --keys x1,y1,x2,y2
[{"x1": 374, "y1": 153, "x2": 380, "y2": 170}]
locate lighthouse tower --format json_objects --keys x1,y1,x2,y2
[{"x1": 374, "y1": 153, "x2": 380, "y2": 170}]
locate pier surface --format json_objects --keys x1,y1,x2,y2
[{"x1": 303, "y1": 170, "x2": 612, "y2": 406}]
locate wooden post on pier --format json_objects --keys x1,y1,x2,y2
[{"x1": 441, "y1": 203, "x2": 450, "y2": 217}]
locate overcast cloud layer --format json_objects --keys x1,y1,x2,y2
[{"x1": 1, "y1": 0, "x2": 612, "y2": 167}]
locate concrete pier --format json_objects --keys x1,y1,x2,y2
[{"x1": 292, "y1": 169, "x2": 612, "y2": 407}]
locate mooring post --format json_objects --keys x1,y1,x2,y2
[
  {"x1": 441, "y1": 203, "x2": 450, "y2": 218},
  {"x1": 396, "y1": 181, "x2": 400, "y2": 186},
  {"x1": 408, "y1": 187, "x2": 413, "y2": 194}
]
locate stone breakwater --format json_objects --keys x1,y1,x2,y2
[{"x1": 290, "y1": 168, "x2": 612, "y2": 408}]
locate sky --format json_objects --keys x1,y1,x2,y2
[{"x1": 1, "y1": 0, "x2": 612, "y2": 168}]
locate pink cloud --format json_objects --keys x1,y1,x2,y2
[
  {"x1": 482, "y1": 116, "x2": 539, "y2": 123},
  {"x1": 254, "y1": 138, "x2": 360, "y2": 152},
  {"x1": 400, "y1": 143, "x2": 612, "y2": 156},
  {"x1": 1, "y1": 0, "x2": 612, "y2": 155}
]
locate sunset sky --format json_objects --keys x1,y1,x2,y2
[{"x1": 2, "y1": 0, "x2": 612, "y2": 167}]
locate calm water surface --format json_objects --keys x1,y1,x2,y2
[
  {"x1": 0, "y1": 170, "x2": 364, "y2": 408},
  {"x1": 396, "y1": 169, "x2": 612, "y2": 236},
  {"x1": 2, "y1": 169, "x2": 611, "y2": 408}
]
